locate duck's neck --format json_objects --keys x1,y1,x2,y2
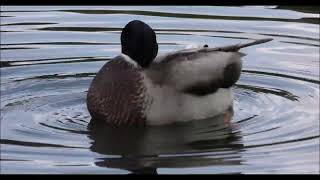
[{"x1": 121, "y1": 53, "x2": 139, "y2": 67}]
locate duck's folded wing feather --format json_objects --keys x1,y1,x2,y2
[
  {"x1": 147, "y1": 50, "x2": 243, "y2": 96},
  {"x1": 146, "y1": 38, "x2": 272, "y2": 96},
  {"x1": 154, "y1": 38, "x2": 273, "y2": 64}
]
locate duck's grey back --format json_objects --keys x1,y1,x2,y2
[{"x1": 87, "y1": 56, "x2": 146, "y2": 126}]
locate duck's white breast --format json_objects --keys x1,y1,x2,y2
[{"x1": 142, "y1": 74, "x2": 234, "y2": 126}]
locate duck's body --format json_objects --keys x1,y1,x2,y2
[
  {"x1": 86, "y1": 20, "x2": 272, "y2": 127},
  {"x1": 87, "y1": 51, "x2": 237, "y2": 126}
]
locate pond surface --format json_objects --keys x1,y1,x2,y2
[{"x1": 0, "y1": 6, "x2": 319, "y2": 174}]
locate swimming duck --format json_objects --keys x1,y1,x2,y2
[{"x1": 87, "y1": 20, "x2": 272, "y2": 127}]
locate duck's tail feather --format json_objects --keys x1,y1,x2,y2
[
  {"x1": 236, "y1": 38, "x2": 273, "y2": 49},
  {"x1": 201, "y1": 38, "x2": 273, "y2": 52}
]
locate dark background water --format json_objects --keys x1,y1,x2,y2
[{"x1": 0, "y1": 6, "x2": 319, "y2": 174}]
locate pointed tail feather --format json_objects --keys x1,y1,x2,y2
[{"x1": 201, "y1": 38, "x2": 273, "y2": 52}]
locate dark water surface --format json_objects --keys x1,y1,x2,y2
[{"x1": 0, "y1": 6, "x2": 319, "y2": 174}]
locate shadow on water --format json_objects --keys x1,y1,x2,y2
[
  {"x1": 87, "y1": 108, "x2": 244, "y2": 174},
  {"x1": 276, "y1": 6, "x2": 320, "y2": 14}
]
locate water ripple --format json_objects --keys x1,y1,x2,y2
[{"x1": 0, "y1": 6, "x2": 319, "y2": 174}]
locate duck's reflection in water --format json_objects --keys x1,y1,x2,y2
[{"x1": 87, "y1": 108, "x2": 244, "y2": 174}]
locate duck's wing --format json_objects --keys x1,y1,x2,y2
[
  {"x1": 145, "y1": 38, "x2": 273, "y2": 96},
  {"x1": 154, "y1": 38, "x2": 273, "y2": 64}
]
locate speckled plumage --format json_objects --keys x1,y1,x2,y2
[{"x1": 87, "y1": 56, "x2": 147, "y2": 127}]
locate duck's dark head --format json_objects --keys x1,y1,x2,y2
[{"x1": 121, "y1": 20, "x2": 158, "y2": 68}]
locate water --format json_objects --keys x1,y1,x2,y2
[{"x1": 0, "y1": 6, "x2": 319, "y2": 174}]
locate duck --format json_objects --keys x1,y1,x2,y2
[{"x1": 86, "y1": 20, "x2": 273, "y2": 127}]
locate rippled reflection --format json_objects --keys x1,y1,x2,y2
[{"x1": 88, "y1": 110, "x2": 243, "y2": 174}]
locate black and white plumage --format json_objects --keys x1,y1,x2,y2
[{"x1": 86, "y1": 20, "x2": 273, "y2": 127}]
